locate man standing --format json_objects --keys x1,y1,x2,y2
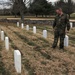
[{"x1": 52, "y1": 8, "x2": 70, "y2": 49}]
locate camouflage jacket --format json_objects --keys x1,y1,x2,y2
[{"x1": 53, "y1": 13, "x2": 70, "y2": 32}]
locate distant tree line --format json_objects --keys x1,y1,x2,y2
[
  {"x1": 11, "y1": 0, "x2": 55, "y2": 18},
  {"x1": 29, "y1": 0, "x2": 55, "y2": 17},
  {"x1": 11, "y1": 0, "x2": 75, "y2": 19},
  {"x1": 0, "y1": 0, "x2": 75, "y2": 21}
]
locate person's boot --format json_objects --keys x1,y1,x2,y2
[
  {"x1": 59, "y1": 46, "x2": 64, "y2": 50},
  {"x1": 59, "y1": 42, "x2": 64, "y2": 50},
  {"x1": 52, "y1": 45, "x2": 56, "y2": 49}
]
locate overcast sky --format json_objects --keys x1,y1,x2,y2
[
  {"x1": 0, "y1": 0, "x2": 7, "y2": 2},
  {"x1": 0, "y1": 0, "x2": 75, "y2": 9},
  {"x1": 0, "y1": 0, "x2": 58, "y2": 2},
  {"x1": 48, "y1": 0, "x2": 75, "y2": 2}
]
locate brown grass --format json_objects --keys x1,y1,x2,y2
[{"x1": 0, "y1": 22, "x2": 75, "y2": 75}]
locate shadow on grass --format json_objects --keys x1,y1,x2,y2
[
  {"x1": 22, "y1": 58, "x2": 36, "y2": 75},
  {"x1": 0, "y1": 45, "x2": 10, "y2": 75},
  {"x1": 13, "y1": 31, "x2": 53, "y2": 60}
]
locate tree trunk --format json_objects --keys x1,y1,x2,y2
[
  {"x1": 42, "y1": 14, "x2": 44, "y2": 17},
  {"x1": 20, "y1": 12, "x2": 24, "y2": 23},
  {"x1": 36, "y1": 14, "x2": 37, "y2": 17},
  {"x1": 45, "y1": 15, "x2": 47, "y2": 17},
  {"x1": 69, "y1": 14, "x2": 70, "y2": 19},
  {"x1": 15, "y1": 14, "x2": 17, "y2": 18}
]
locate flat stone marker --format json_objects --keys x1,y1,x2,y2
[
  {"x1": 1, "y1": 31, "x2": 4, "y2": 41},
  {"x1": 5, "y1": 37, "x2": 9, "y2": 50},
  {"x1": 14, "y1": 50, "x2": 21, "y2": 73},
  {"x1": 26, "y1": 25, "x2": 29, "y2": 31},
  {"x1": 21, "y1": 23, "x2": 24, "y2": 29},
  {"x1": 64, "y1": 35, "x2": 69, "y2": 47},
  {"x1": 33, "y1": 26, "x2": 36, "y2": 34},
  {"x1": 17, "y1": 22, "x2": 19, "y2": 27},
  {"x1": 70, "y1": 22, "x2": 73, "y2": 28},
  {"x1": 43, "y1": 30, "x2": 47, "y2": 38}
]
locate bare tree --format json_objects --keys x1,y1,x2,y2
[
  {"x1": 11, "y1": 0, "x2": 28, "y2": 22},
  {"x1": 55, "y1": 0, "x2": 75, "y2": 18}
]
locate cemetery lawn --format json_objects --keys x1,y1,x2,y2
[{"x1": 0, "y1": 22, "x2": 75, "y2": 75}]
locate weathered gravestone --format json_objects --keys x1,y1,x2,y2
[
  {"x1": 5, "y1": 37, "x2": 9, "y2": 50},
  {"x1": 33, "y1": 26, "x2": 36, "y2": 34},
  {"x1": 21, "y1": 23, "x2": 24, "y2": 29},
  {"x1": 64, "y1": 35, "x2": 69, "y2": 47},
  {"x1": 26, "y1": 25, "x2": 29, "y2": 31},
  {"x1": 17, "y1": 22, "x2": 19, "y2": 27},
  {"x1": 43, "y1": 30, "x2": 47, "y2": 38},
  {"x1": 1, "y1": 31, "x2": 4, "y2": 41},
  {"x1": 14, "y1": 50, "x2": 21, "y2": 73}
]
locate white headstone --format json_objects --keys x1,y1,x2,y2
[
  {"x1": 64, "y1": 35, "x2": 69, "y2": 47},
  {"x1": 70, "y1": 22, "x2": 73, "y2": 28},
  {"x1": 21, "y1": 23, "x2": 24, "y2": 29},
  {"x1": 43, "y1": 30, "x2": 47, "y2": 38},
  {"x1": 26, "y1": 25, "x2": 29, "y2": 31},
  {"x1": 14, "y1": 50, "x2": 21, "y2": 73},
  {"x1": 5, "y1": 37, "x2": 9, "y2": 50},
  {"x1": 17, "y1": 22, "x2": 19, "y2": 27},
  {"x1": 1, "y1": 31, "x2": 4, "y2": 41},
  {"x1": 33, "y1": 26, "x2": 36, "y2": 34}
]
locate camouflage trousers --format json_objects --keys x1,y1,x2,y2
[{"x1": 52, "y1": 30, "x2": 65, "y2": 48}]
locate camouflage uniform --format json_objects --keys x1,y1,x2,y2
[{"x1": 52, "y1": 13, "x2": 70, "y2": 48}]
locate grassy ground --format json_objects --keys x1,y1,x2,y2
[{"x1": 0, "y1": 22, "x2": 75, "y2": 75}]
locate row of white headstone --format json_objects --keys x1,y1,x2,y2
[
  {"x1": 0, "y1": 30, "x2": 21, "y2": 74},
  {"x1": 17, "y1": 22, "x2": 73, "y2": 29},
  {"x1": 17, "y1": 22, "x2": 72, "y2": 47},
  {"x1": 0, "y1": 31, "x2": 9, "y2": 50},
  {"x1": 17, "y1": 22, "x2": 47, "y2": 38}
]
